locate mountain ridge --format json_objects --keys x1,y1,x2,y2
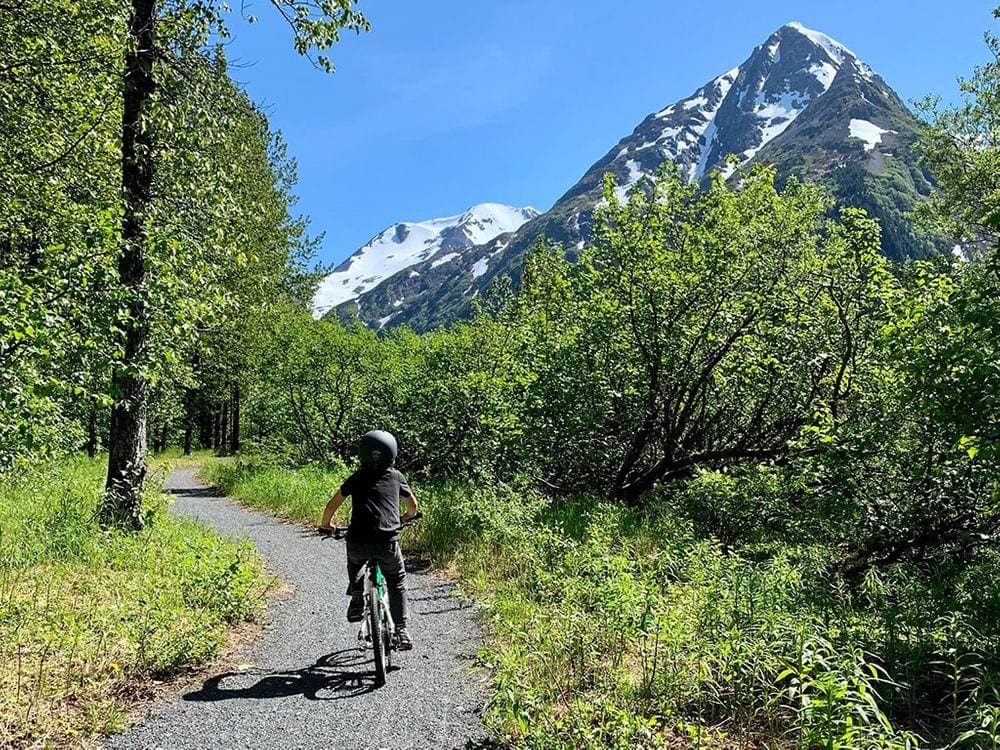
[{"x1": 312, "y1": 202, "x2": 538, "y2": 320}]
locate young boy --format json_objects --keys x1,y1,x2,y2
[{"x1": 319, "y1": 430, "x2": 419, "y2": 649}]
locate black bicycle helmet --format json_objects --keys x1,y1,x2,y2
[{"x1": 358, "y1": 430, "x2": 397, "y2": 470}]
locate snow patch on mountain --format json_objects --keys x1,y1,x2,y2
[
  {"x1": 809, "y1": 61, "x2": 838, "y2": 89},
  {"x1": 471, "y1": 257, "x2": 490, "y2": 279},
  {"x1": 645, "y1": 68, "x2": 739, "y2": 172},
  {"x1": 312, "y1": 203, "x2": 537, "y2": 317},
  {"x1": 614, "y1": 159, "x2": 646, "y2": 202},
  {"x1": 785, "y1": 22, "x2": 847, "y2": 64},
  {"x1": 744, "y1": 88, "x2": 810, "y2": 161},
  {"x1": 693, "y1": 117, "x2": 720, "y2": 181},
  {"x1": 431, "y1": 252, "x2": 460, "y2": 269},
  {"x1": 689, "y1": 69, "x2": 740, "y2": 180},
  {"x1": 849, "y1": 118, "x2": 894, "y2": 151},
  {"x1": 785, "y1": 21, "x2": 878, "y2": 81}
]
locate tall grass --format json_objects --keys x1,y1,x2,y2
[
  {"x1": 403, "y1": 483, "x2": 908, "y2": 749},
  {"x1": 202, "y1": 456, "x2": 348, "y2": 526},
  {"x1": 0, "y1": 456, "x2": 266, "y2": 749}
]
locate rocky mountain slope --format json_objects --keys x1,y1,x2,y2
[
  {"x1": 312, "y1": 203, "x2": 537, "y2": 322},
  {"x1": 319, "y1": 22, "x2": 943, "y2": 331}
]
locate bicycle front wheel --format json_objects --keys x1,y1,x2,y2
[{"x1": 369, "y1": 586, "x2": 387, "y2": 687}]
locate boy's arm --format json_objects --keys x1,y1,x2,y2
[
  {"x1": 319, "y1": 491, "x2": 346, "y2": 530},
  {"x1": 401, "y1": 491, "x2": 419, "y2": 523}
]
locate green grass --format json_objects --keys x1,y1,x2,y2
[
  {"x1": 0, "y1": 456, "x2": 267, "y2": 749},
  {"x1": 150, "y1": 446, "x2": 217, "y2": 470},
  {"x1": 201, "y1": 456, "x2": 350, "y2": 526},
  {"x1": 405, "y1": 482, "x2": 914, "y2": 749}
]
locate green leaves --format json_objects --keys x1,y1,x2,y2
[
  {"x1": 508, "y1": 166, "x2": 892, "y2": 503},
  {"x1": 1, "y1": 0, "x2": 363, "y2": 474},
  {"x1": 249, "y1": 0, "x2": 370, "y2": 73},
  {"x1": 0, "y1": 1, "x2": 124, "y2": 471},
  {"x1": 916, "y1": 12, "x2": 1000, "y2": 244}
]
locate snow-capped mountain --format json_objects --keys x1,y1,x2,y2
[
  {"x1": 554, "y1": 21, "x2": 909, "y2": 214},
  {"x1": 328, "y1": 22, "x2": 945, "y2": 332},
  {"x1": 312, "y1": 203, "x2": 537, "y2": 320}
]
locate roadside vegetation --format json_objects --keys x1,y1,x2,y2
[
  {"x1": 203, "y1": 459, "x2": 348, "y2": 525},
  {"x1": 0, "y1": 457, "x2": 266, "y2": 748},
  {"x1": 1, "y1": 1, "x2": 368, "y2": 746},
  {"x1": 209, "y1": 453, "x2": 999, "y2": 749}
]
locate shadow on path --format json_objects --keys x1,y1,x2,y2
[
  {"x1": 168, "y1": 486, "x2": 226, "y2": 498},
  {"x1": 183, "y1": 650, "x2": 385, "y2": 702},
  {"x1": 408, "y1": 581, "x2": 475, "y2": 616}
]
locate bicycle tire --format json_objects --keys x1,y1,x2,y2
[
  {"x1": 369, "y1": 584, "x2": 387, "y2": 687},
  {"x1": 384, "y1": 605, "x2": 393, "y2": 673}
]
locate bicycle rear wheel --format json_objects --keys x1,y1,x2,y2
[{"x1": 369, "y1": 585, "x2": 387, "y2": 687}]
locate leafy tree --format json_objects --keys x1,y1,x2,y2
[
  {"x1": 0, "y1": 0, "x2": 123, "y2": 471},
  {"x1": 511, "y1": 167, "x2": 893, "y2": 504},
  {"x1": 371, "y1": 320, "x2": 530, "y2": 479},
  {"x1": 830, "y1": 258, "x2": 999, "y2": 580},
  {"x1": 250, "y1": 308, "x2": 377, "y2": 461},
  {"x1": 829, "y1": 8, "x2": 1000, "y2": 578},
  {"x1": 101, "y1": 0, "x2": 369, "y2": 527},
  {"x1": 917, "y1": 7, "x2": 1000, "y2": 242},
  {"x1": 185, "y1": 121, "x2": 322, "y2": 457}
]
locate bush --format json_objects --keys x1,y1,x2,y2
[{"x1": 204, "y1": 448, "x2": 1000, "y2": 749}]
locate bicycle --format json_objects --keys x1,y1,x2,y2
[{"x1": 322, "y1": 512, "x2": 422, "y2": 687}]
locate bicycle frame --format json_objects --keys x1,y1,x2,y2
[{"x1": 360, "y1": 562, "x2": 396, "y2": 642}]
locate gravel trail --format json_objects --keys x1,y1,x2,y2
[{"x1": 105, "y1": 467, "x2": 491, "y2": 750}]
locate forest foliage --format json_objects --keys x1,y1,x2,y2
[
  {"x1": 210, "y1": 163, "x2": 998, "y2": 747},
  {"x1": 0, "y1": 0, "x2": 367, "y2": 515},
  {"x1": 199, "y1": 23, "x2": 999, "y2": 743},
  {"x1": 0, "y1": 455, "x2": 266, "y2": 748}
]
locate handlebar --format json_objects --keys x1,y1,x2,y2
[
  {"x1": 401, "y1": 510, "x2": 424, "y2": 528},
  {"x1": 318, "y1": 511, "x2": 422, "y2": 539}
]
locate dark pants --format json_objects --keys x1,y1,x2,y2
[{"x1": 346, "y1": 538, "x2": 409, "y2": 628}]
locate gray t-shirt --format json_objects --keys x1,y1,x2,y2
[{"x1": 340, "y1": 467, "x2": 412, "y2": 542}]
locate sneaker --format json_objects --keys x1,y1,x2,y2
[
  {"x1": 396, "y1": 627, "x2": 413, "y2": 651},
  {"x1": 346, "y1": 594, "x2": 364, "y2": 622}
]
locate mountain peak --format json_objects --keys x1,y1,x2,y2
[
  {"x1": 312, "y1": 203, "x2": 536, "y2": 318},
  {"x1": 573, "y1": 21, "x2": 884, "y2": 190},
  {"x1": 457, "y1": 203, "x2": 540, "y2": 232},
  {"x1": 779, "y1": 22, "x2": 851, "y2": 63},
  {"x1": 773, "y1": 22, "x2": 877, "y2": 82},
  {"x1": 463, "y1": 202, "x2": 538, "y2": 217}
]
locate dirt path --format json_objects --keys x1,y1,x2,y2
[{"x1": 104, "y1": 467, "x2": 490, "y2": 750}]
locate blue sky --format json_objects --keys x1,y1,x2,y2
[{"x1": 221, "y1": 1, "x2": 999, "y2": 268}]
